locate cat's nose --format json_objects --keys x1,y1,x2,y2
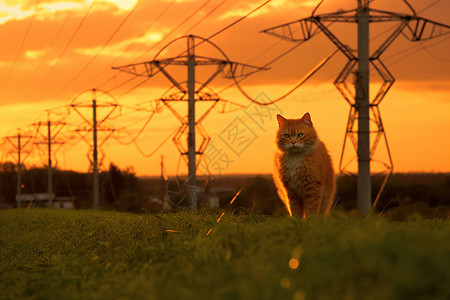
[{"x1": 291, "y1": 141, "x2": 296, "y2": 145}]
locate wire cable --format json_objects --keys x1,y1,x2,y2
[
  {"x1": 386, "y1": 35, "x2": 450, "y2": 65},
  {"x1": 418, "y1": 0, "x2": 443, "y2": 14},
  {"x1": 215, "y1": 23, "x2": 325, "y2": 95},
  {"x1": 91, "y1": 0, "x2": 177, "y2": 90},
  {"x1": 216, "y1": 40, "x2": 305, "y2": 94},
  {"x1": 229, "y1": 0, "x2": 449, "y2": 105},
  {"x1": 132, "y1": 0, "x2": 214, "y2": 63},
  {"x1": 206, "y1": 0, "x2": 272, "y2": 41},
  {"x1": 2, "y1": 0, "x2": 40, "y2": 92},
  {"x1": 212, "y1": 21, "x2": 327, "y2": 93},
  {"x1": 106, "y1": 0, "x2": 273, "y2": 98},
  {"x1": 232, "y1": 49, "x2": 339, "y2": 105},
  {"x1": 115, "y1": 77, "x2": 151, "y2": 99},
  {"x1": 28, "y1": 10, "x2": 73, "y2": 87},
  {"x1": 35, "y1": 0, "x2": 97, "y2": 90},
  {"x1": 114, "y1": 111, "x2": 157, "y2": 145},
  {"x1": 182, "y1": 0, "x2": 228, "y2": 35},
  {"x1": 52, "y1": 0, "x2": 142, "y2": 97},
  {"x1": 418, "y1": 38, "x2": 450, "y2": 62},
  {"x1": 134, "y1": 126, "x2": 179, "y2": 158}
]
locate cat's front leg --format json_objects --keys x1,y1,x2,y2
[
  {"x1": 302, "y1": 184, "x2": 322, "y2": 217},
  {"x1": 286, "y1": 189, "x2": 304, "y2": 218}
]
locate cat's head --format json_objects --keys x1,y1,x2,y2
[{"x1": 276, "y1": 113, "x2": 318, "y2": 153}]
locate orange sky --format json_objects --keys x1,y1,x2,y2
[{"x1": 0, "y1": 0, "x2": 449, "y2": 176}]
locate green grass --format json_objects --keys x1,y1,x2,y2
[{"x1": 0, "y1": 209, "x2": 449, "y2": 300}]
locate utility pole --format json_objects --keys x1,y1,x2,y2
[
  {"x1": 113, "y1": 35, "x2": 265, "y2": 211},
  {"x1": 262, "y1": 0, "x2": 450, "y2": 215}
]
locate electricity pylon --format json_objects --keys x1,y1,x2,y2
[
  {"x1": 113, "y1": 35, "x2": 265, "y2": 210},
  {"x1": 262, "y1": 0, "x2": 450, "y2": 215},
  {"x1": 4, "y1": 131, "x2": 34, "y2": 207},
  {"x1": 32, "y1": 119, "x2": 66, "y2": 206},
  {"x1": 71, "y1": 88, "x2": 117, "y2": 209}
]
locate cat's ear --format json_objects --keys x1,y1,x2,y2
[
  {"x1": 302, "y1": 112, "x2": 313, "y2": 126},
  {"x1": 276, "y1": 114, "x2": 286, "y2": 126}
]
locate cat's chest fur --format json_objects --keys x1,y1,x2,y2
[{"x1": 280, "y1": 153, "x2": 307, "y2": 190}]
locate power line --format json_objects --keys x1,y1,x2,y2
[
  {"x1": 419, "y1": 38, "x2": 450, "y2": 62},
  {"x1": 215, "y1": 42, "x2": 303, "y2": 94},
  {"x1": 233, "y1": 49, "x2": 338, "y2": 106},
  {"x1": 115, "y1": 78, "x2": 150, "y2": 99},
  {"x1": 106, "y1": 0, "x2": 273, "y2": 99},
  {"x1": 132, "y1": 0, "x2": 214, "y2": 63},
  {"x1": 182, "y1": 0, "x2": 229, "y2": 35},
  {"x1": 418, "y1": 0, "x2": 443, "y2": 14},
  {"x1": 102, "y1": 0, "x2": 220, "y2": 95},
  {"x1": 91, "y1": 0, "x2": 177, "y2": 90},
  {"x1": 206, "y1": 0, "x2": 272, "y2": 41},
  {"x1": 133, "y1": 126, "x2": 179, "y2": 158},
  {"x1": 215, "y1": 24, "x2": 326, "y2": 95},
  {"x1": 386, "y1": 35, "x2": 450, "y2": 65},
  {"x1": 212, "y1": 21, "x2": 326, "y2": 92},
  {"x1": 2, "y1": 0, "x2": 40, "y2": 92},
  {"x1": 231, "y1": 0, "x2": 448, "y2": 100},
  {"x1": 112, "y1": 35, "x2": 268, "y2": 210},
  {"x1": 35, "y1": 0, "x2": 97, "y2": 90},
  {"x1": 382, "y1": 0, "x2": 448, "y2": 64},
  {"x1": 53, "y1": 0, "x2": 142, "y2": 97},
  {"x1": 28, "y1": 10, "x2": 73, "y2": 86},
  {"x1": 260, "y1": 0, "x2": 450, "y2": 215},
  {"x1": 371, "y1": 0, "x2": 444, "y2": 42}
]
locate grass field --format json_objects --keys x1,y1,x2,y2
[{"x1": 1, "y1": 209, "x2": 449, "y2": 300}]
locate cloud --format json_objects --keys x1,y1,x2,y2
[
  {"x1": 219, "y1": 0, "x2": 318, "y2": 20},
  {"x1": 99, "y1": 0, "x2": 139, "y2": 11},
  {"x1": 74, "y1": 30, "x2": 165, "y2": 58},
  {"x1": 25, "y1": 49, "x2": 45, "y2": 59},
  {"x1": 0, "y1": 2, "x2": 33, "y2": 24},
  {"x1": 0, "y1": 0, "x2": 138, "y2": 25},
  {"x1": 38, "y1": 2, "x2": 84, "y2": 15},
  {"x1": 0, "y1": 1, "x2": 86, "y2": 25}
]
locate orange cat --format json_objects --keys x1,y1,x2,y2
[{"x1": 273, "y1": 113, "x2": 335, "y2": 218}]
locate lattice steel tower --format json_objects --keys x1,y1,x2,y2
[
  {"x1": 114, "y1": 35, "x2": 265, "y2": 210},
  {"x1": 262, "y1": 0, "x2": 450, "y2": 215}
]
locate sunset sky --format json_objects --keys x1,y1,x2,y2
[{"x1": 0, "y1": 0, "x2": 449, "y2": 177}]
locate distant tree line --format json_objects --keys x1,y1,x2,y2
[
  {"x1": 220, "y1": 173, "x2": 450, "y2": 219},
  {"x1": 1, "y1": 161, "x2": 449, "y2": 218},
  {"x1": 0, "y1": 162, "x2": 143, "y2": 211}
]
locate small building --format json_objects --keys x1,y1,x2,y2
[{"x1": 16, "y1": 193, "x2": 75, "y2": 209}]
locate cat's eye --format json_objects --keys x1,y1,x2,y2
[
  {"x1": 298, "y1": 133, "x2": 304, "y2": 137},
  {"x1": 283, "y1": 134, "x2": 290, "y2": 138}
]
